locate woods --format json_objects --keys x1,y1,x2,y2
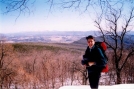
[{"x1": 0, "y1": 41, "x2": 134, "y2": 89}]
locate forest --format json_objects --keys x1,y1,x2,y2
[{"x1": 0, "y1": 41, "x2": 134, "y2": 89}]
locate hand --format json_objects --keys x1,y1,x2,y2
[
  {"x1": 88, "y1": 62, "x2": 95, "y2": 66},
  {"x1": 81, "y1": 58, "x2": 88, "y2": 65},
  {"x1": 82, "y1": 64, "x2": 87, "y2": 67}
]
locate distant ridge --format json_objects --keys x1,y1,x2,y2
[
  {"x1": 72, "y1": 35, "x2": 134, "y2": 48},
  {"x1": 72, "y1": 36, "x2": 104, "y2": 45}
]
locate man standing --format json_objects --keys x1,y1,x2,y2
[{"x1": 81, "y1": 35, "x2": 107, "y2": 89}]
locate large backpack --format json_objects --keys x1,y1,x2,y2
[
  {"x1": 95, "y1": 42, "x2": 108, "y2": 60},
  {"x1": 95, "y1": 41, "x2": 108, "y2": 72}
]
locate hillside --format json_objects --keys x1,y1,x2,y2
[
  {"x1": 72, "y1": 35, "x2": 134, "y2": 48},
  {"x1": 13, "y1": 42, "x2": 87, "y2": 52},
  {"x1": 1, "y1": 42, "x2": 134, "y2": 89},
  {"x1": 72, "y1": 36, "x2": 104, "y2": 45},
  {"x1": 1, "y1": 42, "x2": 86, "y2": 89}
]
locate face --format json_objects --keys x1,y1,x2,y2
[{"x1": 87, "y1": 39, "x2": 95, "y2": 48}]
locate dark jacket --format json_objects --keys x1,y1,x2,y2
[{"x1": 81, "y1": 45, "x2": 107, "y2": 73}]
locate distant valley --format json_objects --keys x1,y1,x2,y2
[
  {"x1": 1, "y1": 31, "x2": 134, "y2": 45},
  {"x1": 0, "y1": 31, "x2": 98, "y2": 43}
]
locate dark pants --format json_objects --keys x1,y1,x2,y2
[{"x1": 88, "y1": 71, "x2": 101, "y2": 89}]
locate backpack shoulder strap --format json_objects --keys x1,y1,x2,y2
[{"x1": 95, "y1": 42, "x2": 108, "y2": 61}]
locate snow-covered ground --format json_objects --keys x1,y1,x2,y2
[{"x1": 59, "y1": 84, "x2": 134, "y2": 89}]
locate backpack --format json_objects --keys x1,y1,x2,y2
[
  {"x1": 95, "y1": 41, "x2": 108, "y2": 61},
  {"x1": 95, "y1": 41, "x2": 108, "y2": 72}
]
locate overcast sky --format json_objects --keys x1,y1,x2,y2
[{"x1": 0, "y1": 0, "x2": 98, "y2": 33}]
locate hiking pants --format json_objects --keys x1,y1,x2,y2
[{"x1": 88, "y1": 71, "x2": 101, "y2": 89}]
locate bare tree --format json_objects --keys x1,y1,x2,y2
[
  {"x1": 122, "y1": 55, "x2": 134, "y2": 83},
  {"x1": 1, "y1": 0, "x2": 133, "y2": 14},
  {"x1": 0, "y1": 0, "x2": 55, "y2": 15},
  {"x1": 94, "y1": 1, "x2": 134, "y2": 84},
  {"x1": 0, "y1": 40, "x2": 19, "y2": 88}
]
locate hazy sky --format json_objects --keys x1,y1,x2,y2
[
  {"x1": 0, "y1": 0, "x2": 98, "y2": 33},
  {"x1": 0, "y1": 0, "x2": 133, "y2": 34}
]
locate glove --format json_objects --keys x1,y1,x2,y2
[{"x1": 81, "y1": 58, "x2": 88, "y2": 65}]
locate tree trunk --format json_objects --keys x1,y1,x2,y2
[
  {"x1": 82, "y1": 70, "x2": 88, "y2": 85},
  {"x1": 82, "y1": 74, "x2": 88, "y2": 85},
  {"x1": 116, "y1": 69, "x2": 122, "y2": 84}
]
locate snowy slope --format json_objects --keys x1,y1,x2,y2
[{"x1": 59, "y1": 84, "x2": 134, "y2": 89}]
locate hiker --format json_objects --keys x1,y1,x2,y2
[{"x1": 81, "y1": 35, "x2": 107, "y2": 89}]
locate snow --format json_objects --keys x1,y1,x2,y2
[{"x1": 59, "y1": 84, "x2": 134, "y2": 89}]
